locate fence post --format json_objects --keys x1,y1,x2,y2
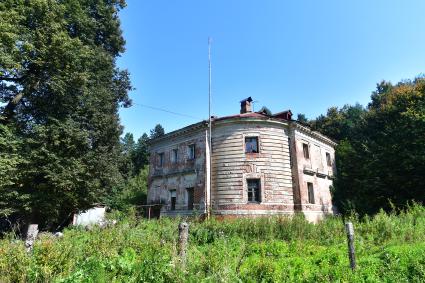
[
  {"x1": 345, "y1": 222, "x2": 356, "y2": 270},
  {"x1": 25, "y1": 224, "x2": 39, "y2": 253},
  {"x1": 178, "y1": 222, "x2": 189, "y2": 268}
]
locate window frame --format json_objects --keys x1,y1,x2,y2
[
  {"x1": 170, "y1": 190, "x2": 176, "y2": 210},
  {"x1": 245, "y1": 136, "x2": 259, "y2": 154},
  {"x1": 247, "y1": 178, "x2": 261, "y2": 203},
  {"x1": 302, "y1": 143, "x2": 310, "y2": 159},
  {"x1": 172, "y1": 148, "x2": 178, "y2": 164},
  {"x1": 187, "y1": 144, "x2": 196, "y2": 160},
  {"x1": 307, "y1": 182, "x2": 315, "y2": 204},
  {"x1": 186, "y1": 187, "x2": 194, "y2": 210},
  {"x1": 158, "y1": 152, "x2": 164, "y2": 167},
  {"x1": 326, "y1": 152, "x2": 332, "y2": 167}
]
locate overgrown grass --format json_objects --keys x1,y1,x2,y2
[{"x1": 1, "y1": 205, "x2": 424, "y2": 282}]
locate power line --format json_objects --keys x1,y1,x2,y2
[{"x1": 132, "y1": 102, "x2": 203, "y2": 120}]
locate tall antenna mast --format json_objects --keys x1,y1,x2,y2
[{"x1": 207, "y1": 37, "x2": 212, "y2": 219}]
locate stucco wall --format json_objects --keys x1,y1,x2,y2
[
  {"x1": 289, "y1": 124, "x2": 336, "y2": 222},
  {"x1": 147, "y1": 128, "x2": 207, "y2": 215},
  {"x1": 211, "y1": 120, "x2": 294, "y2": 215},
  {"x1": 147, "y1": 119, "x2": 336, "y2": 221}
]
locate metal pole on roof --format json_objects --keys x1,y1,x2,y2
[{"x1": 207, "y1": 37, "x2": 212, "y2": 220}]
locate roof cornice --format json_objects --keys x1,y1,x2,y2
[
  {"x1": 148, "y1": 120, "x2": 208, "y2": 145},
  {"x1": 291, "y1": 122, "x2": 338, "y2": 147}
]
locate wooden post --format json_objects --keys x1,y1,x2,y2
[
  {"x1": 345, "y1": 222, "x2": 356, "y2": 270},
  {"x1": 25, "y1": 224, "x2": 39, "y2": 252},
  {"x1": 148, "y1": 206, "x2": 151, "y2": 220},
  {"x1": 178, "y1": 222, "x2": 189, "y2": 268}
]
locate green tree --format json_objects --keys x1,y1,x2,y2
[
  {"x1": 296, "y1": 113, "x2": 309, "y2": 124},
  {"x1": 132, "y1": 133, "x2": 150, "y2": 174},
  {"x1": 0, "y1": 124, "x2": 28, "y2": 221},
  {"x1": 108, "y1": 166, "x2": 149, "y2": 210},
  {"x1": 325, "y1": 79, "x2": 425, "y2": 215},
  {"x1": 120, "y1": 133, "x2": 136, "y2": 177},
  {"x1": 0, "y1": 0, "x2": 131, "y2": 228},
  {"x1": 150, "y1": 124, "x2": 165, "y2": 139}
]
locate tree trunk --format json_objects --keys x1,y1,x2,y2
[{"x1": 0, "y1": 92, "x2": 23, "y2": 124}]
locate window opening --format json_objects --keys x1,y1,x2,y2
[
  {"x1": 247, "y1": 179, "x2": 261, "y2": 202},
  {"x1": 170, "y1": 190, "x2": 176, "y2": 210},
  {"x1": 307, "y1": 182, "x2": 315, "y2": 204},
  {"x1": 186, "y1": 187, "x2": 194, "y2": 210},
  {"x1": 303, "y1": 143, "x2": 310, "y2": 159},
  {"x1": 245, "y1": 137, "x2": 259, "y2": 153}
]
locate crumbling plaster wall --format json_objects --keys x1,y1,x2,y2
[
  {"x1": 148, "y1": 129, "x2": 207, "y2": 215},
  {"x1": 289, "y1": 124, "x2": 336, "y2": 222},
  {"x1": 211, "y1": 120, "x2": 294, "y2": 215}
]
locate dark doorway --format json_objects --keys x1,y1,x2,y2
[{"x1": 187, "y1": 187, "x2": 194, "y2": 210}]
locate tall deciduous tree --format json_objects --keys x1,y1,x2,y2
[{"x1": 0, "y1": 0, "x2": 132, "y2": 228}]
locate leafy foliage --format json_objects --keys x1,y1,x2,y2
[
  {"x1": 0, "y1": 0, "x2": 131, "y2": 229},
  {"x1": 150, "y1": 124, "x2": 165, "y2": 139},
  {"x1": 311, "y1": 78, "x2": 425, "y2": 215}
]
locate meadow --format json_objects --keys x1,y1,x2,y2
[{"x1": 0, "y1": 205, "x2": 424, "y2": 282}]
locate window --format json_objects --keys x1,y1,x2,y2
[
  {"x1": 247, "y1": 179, "x2": 261, "y2": 202},
  {"x1": 245, "y1": 137, "x2": 259, "y2": 153},
  {"x1": 302, "y1": 143, "x2": 310, "y2": 159},
  {"x1": 158, "y1": 153, "x2": 164, "y2": 167},
  {"x1": 188, "y1": 144, "x2": 196, "y2": 159},
  {"x1": 170, "y1": 190, "x2": 176, "y2": 210},
  {"x1": 172, "y1": 149, "x2": 178, "y2": 163},
  {"x1": 186, "y1": 187, "x2": 194, "y2": 210},
  {"x1": 326, "y1": 152, "x2": 332, "y2": 166},
  {"x1": 307, "y1": 182, "x2": 315, "y2": 204}
]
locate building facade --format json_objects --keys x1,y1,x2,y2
[{"x1": 147, "y1": 98, "x2": 337, "y2": 222}]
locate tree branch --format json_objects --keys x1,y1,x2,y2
[
  {"x1": 0, "y1": 80, "x2": 39, "y2": 124},
  {"x1": 0, "y1": 76, "x2": 23, "y2": 82}
]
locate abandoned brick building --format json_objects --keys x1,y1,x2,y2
[{"x1": 147, "y1": 97, "x2": 337, "y2": 222}]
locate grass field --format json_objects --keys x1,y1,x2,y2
[{"x1": 1, "y1": 205, "x2": 424, "y2": 282}]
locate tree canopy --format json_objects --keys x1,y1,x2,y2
[
  {"x1": 0, "y1": 0, "x2": 131, "y2": 229},
  {"x1": 310, "y1": 78, "x2": 425, "y2": 215}
]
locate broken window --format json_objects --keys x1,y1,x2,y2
[
  {"x1": 245, "y1": 137, "x2": 259, "y2": 153},
  {"x1": 188, "y1": 144, "x2": 196, "y2": 160},
  {"x1": 302, "y1": 143, "x2": 310, "y2": 159},
  {"x1": 158, "y1": 153, "x2": 164, "y2": 167},
  {"x1": 247, "y1": 179, "x2": 261, "y2": 202},
  {"x1": 307, "y1": 182, "x2": 315, "y2": 204},
  {"x1": 186, "y1": 187, "x2": 194, "y2": 210},
  {"x1": 326, "y1": 152, "x2": 332, "y2": 166},
  {"x1": 170, "y1": 190, "x2": 176, "y2": 210},
  {"x1": 172, "y1": 149, "x2": 178, "y2": 163}
]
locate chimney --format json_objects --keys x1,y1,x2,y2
[{"x1": 240, "y1": 97, "x2": 253, "y2": 114}]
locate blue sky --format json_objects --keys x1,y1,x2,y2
[{"x1": 117, "y1": 0, "x2": 425, "y2": 139}]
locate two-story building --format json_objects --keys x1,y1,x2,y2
[{"x1": 147, "y1": 97, "x2": 337, "y2": 222}]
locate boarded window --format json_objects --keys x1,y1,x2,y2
[
  {"x1": 245, "y1": 137, "x2": 259, "y2": 153},
  {"x1": 247, "y1": 179, "x2": 261, "y2": 202},
  {"x1": 158, "y1": 153, "x2": 164, "y2": 167},
  {"x1": 172, "y1": 149, "x2": 178, "y2": 163},
  {"x1": 302, "y1": 143, "x2": 310, "y2": 159},
  {"x1": 186, "y1": 187, "x2": 194, "y2": 210},
  {"x1": 170, "y1": 190, "x2": 176, "y2": 210},
  {"x1": 326, "y1": 152, "x2": 332, "y2": 166},
  {"x1": 307, "y1": 182, "x2": 315, "y2": 204},
  {"x1": 188, "y1": 144, "x2": 196, "y2": 159}
]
